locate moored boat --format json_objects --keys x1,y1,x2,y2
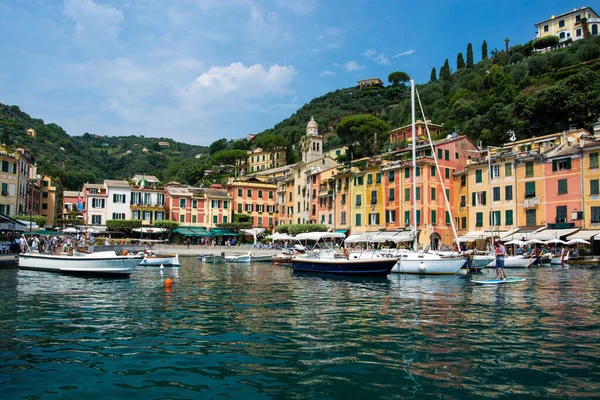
[
  {"x1": 197, "y1": 254, "x2": 224, "y2": 263},
  {"x1": 139, "y1": 253, "x2": 180, "y2": 266},
  {"x1": 224, "y1": 252, "x2": 274, "y2": 263},
  {"x1": 292, "y1": 256, "x2": 397, "y2": 276},
  {"x1": 392, "y1": 250, "x2": 466, "y2": 275},
  {"x1": 19, "y1": 252, "x2": 140, "y2": 276},
  {"x1": 486, "y1": 255, "x2": 534, "y2": 268}
]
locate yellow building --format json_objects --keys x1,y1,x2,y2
[
  {"x1": 357, "y1": 78, "x2": 384, "y2": 90},
  {"x1": 0, "y1": 147, "x2": 20, "y2": 216},
  {"x1": 243, "y1": 147, "x2": 286, "y2": 174},
  {"x1": 349, "y1": 160, "x2": 369, "y2": 233},
  {"x1": 39, "y1": 174, "x2": 58, "y2": 226},
  {"x1": 227, "y1": 177, "x2": 278, "y2": 228},
  {"x1": 535, "y1": 6, "x2": 599, "y2": 46},
  {"x1": 581, "y1": 142, "x2": 600, "y2": 230},
  {"x1": 459, "y1": 150, "x2": 518, "y2": 245}
]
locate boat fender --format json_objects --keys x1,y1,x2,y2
[
  {"x1": 122, "y1": 250, "x2": 129, "y2": 255},
  {"x1": 165, "y1": 278, "x2": 172, "y2": 287},
  {"x1": 418, "y1": 264, "x2": 426, "y2": 272}
]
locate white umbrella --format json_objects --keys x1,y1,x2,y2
[
  {"x1": 545, "y1": 239, "x2": 566, "y2": 245},
  {"x1": 566, "y1": 238, "x2": 590, "y2": 245},
  {"x1": 525, "y1": 239, "x2": 545, "y2": 245},
  {"x1": 63, "y1": 227, "x2": 78, "y2": 233},
  {"x1": 505, "y1": 239, "x2": 525, "y2": 246}
]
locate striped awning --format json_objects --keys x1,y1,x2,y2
[{"x1": 174, "y1": 226, "x2": 212, "y2": 237}]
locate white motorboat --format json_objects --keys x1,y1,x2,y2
[
  {"x1": 224, "y1": 252, "x2": 274, "y2": 263},
  {"x1": 197, "y1": 254, "x2": 224, "y2": 263},
  {"x1": 486, "y1": 255, "x2": 534, "y2": 268},
  {"x1": 139, "y1": 253, "x2": 180, "y2": 266},
  {"x1": 391, "y1": 250, "x2": 466, "y2": 275},
  {"x1": 550, "y1": 250, "x2": 568, "y2": 265},
  {"x1": 19, "y1": 252, "x2": 140, "y2": 276},
  {"x1": 470, "y1": 252, "x2": 495, "y2": 270}
]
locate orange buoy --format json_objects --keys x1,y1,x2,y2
[
  {"x1": 122, "y1": 250, "x2": 129, "y2": 255},
  {"x1": 165, "y1": 278, "x2": 172, "y2": 287}
]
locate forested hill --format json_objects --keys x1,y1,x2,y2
[
  {"x1": 2, "y1": 37, "x2": 600, "y2": 192},
  {"x1": 258, "y1": 37, "x2": 600, "y2": 159},
  {"x1": 0, "y1": 104, "x2": 208, "y2": 190}
]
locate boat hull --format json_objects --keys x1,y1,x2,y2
[
  {"x1": 292, "y1": 257, "x2": 397, "y2": 276},
  {"x1": 19, "y1": 253, "x2": 139, "y2": 276},
  {"x1": 486, "y1": 256, "x2": 534, "y2": 268},
  {"x1": 197, "y1": 254, "x2": 223, "y2": 263},
  {"x1": 392, "y1": 257, "x2": 466, "y2": 275},
  {"x1": 139, "y1": 254, "x2": 180, "y2": 266}
]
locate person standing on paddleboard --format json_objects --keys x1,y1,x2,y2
[{"x1": 495, "y1": 240, "x2": 507, "y2": 280}]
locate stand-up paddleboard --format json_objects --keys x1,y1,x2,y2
[{"x1": 472, "y1": 277, "x2": 526, "y2": 285}]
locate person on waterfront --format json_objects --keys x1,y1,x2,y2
[
  {"x1": 186, "y1": 238, "x2": 190, "y2": 249},
  {"x1": 495, "y1": 240, "x2": 507, "y2": 280},
  {"x1": 19, "y1": 234, "x2": 26, "y2": 253}
]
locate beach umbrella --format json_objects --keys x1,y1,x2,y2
[
  {"x1": 524, "y1": 239, "x2": 545, "y2": 245},
  {"x1": 545, "y1": 239, "x2": 566, "y2": 245},
  {"x1": 566, "y1": 238, "x2": 590, "y2": 245},
  {"x1": 63, "y1": 227, "x2": 78, "y2": 233},
  {"x1": 505, "y1": 239, "x2": 525, "y2": 246}
]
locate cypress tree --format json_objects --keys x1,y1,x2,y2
[
  {"x1": 457, "y1": 52, "x2": 465, "y2": 69},
  {"x1": 430, "y1": 67, "x2": 437, "y2": 82},
  {"x1": 482, "y1": 40, "x2": 488, "y2": 60},
  {"x1": 440, "y1": 59, "x2": 451, "y2": 80},
  {"x1": 466, "y1": 43, "x2": 474, "y2": 67}
]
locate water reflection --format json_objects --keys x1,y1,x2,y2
[{"x1": 0, "y1": 261, "x2": 598, "y2": 399}]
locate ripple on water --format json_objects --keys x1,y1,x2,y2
[{"x1": 0, "y1": 264, "x2": 599, "y2": 398}]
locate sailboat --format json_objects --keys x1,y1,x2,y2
[{"x1": 390, "y1": 80, "x2": 466, "y2": 275}]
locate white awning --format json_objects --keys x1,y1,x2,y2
[
  {"x1": 457, "y1": 231, "x2": 492, "y2": 242},
  {"x1": 499, "y1": 228, "x2": 521, "y2": 240},
  {"x1": 529, "y1": 228, "x2": 579, "y2": 241},
  {"x1": 374, "y1": 230, "x2": 414, "y2": 243},
  {"x1": 295, "y1": 232, "x2": 346, "y2": 241},
  {"x1": 568, "y1": 230, "x2": 600, "y2": 240}
]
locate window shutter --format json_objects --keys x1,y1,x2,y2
[
  {"x1": 472, "y1": 192, "x2": 476, "y2": 206},
  {"x1": 566, "y1": 158, "x2": 572, "y2": 170},
  {"x1": 552, "y1": 160, "x2": 557, "y2": 171},
  {"x1": 482, "y1": 191, "x2": 487, "y2": 205}
]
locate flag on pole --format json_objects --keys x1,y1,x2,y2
[
  {"x1": 77, "y1": 190, "x2": 84, "y2": 211},
  {"x1": 139, "y1": 176, "x2": 146, "y2": 190}
]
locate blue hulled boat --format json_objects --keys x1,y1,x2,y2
[{"x1": 292, "y1": 257, "x2": 397, "y2": 276}]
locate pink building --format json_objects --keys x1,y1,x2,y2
[{"x1": 543, "y1": 148, "x2": 583, "y2": 228}]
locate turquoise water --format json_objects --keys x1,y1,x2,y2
[{"x1": 1, "y1": 260, "x2": 599, "y2": 399}]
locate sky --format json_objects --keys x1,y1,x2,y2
[{"x1": 0, "y1": 0, "x2": 585, "y2": 145}]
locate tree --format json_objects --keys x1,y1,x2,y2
[
  {"x1": 387, "y1": 71, "x2": 411, "y2": 87},
  {"x1": 457, "y1": 53, "x2": 465, "y2": 69},
  {"x1": 208, "y1": 138, "x2": 228, "y2": 155},
  {"x1": 335, "y1": 114, "x2": 391, "y2": 158},
  {"x1": 211, "y1": 149, "x2": 247, "y2": 166},
  {"x1": 482, "y1": 40, "x2": 488, "y2": 60},
  {"x1": 430, "y1": 67, "x2": 437, "y2": 82},
  {"x1": 106, "y1": 219, "x2": 142, "y2": 235},
  {"x1": 466, "y1": 43, "x2": 474, "y2": 68},
  {"x1": 254, "y1": 134, "x2": 288, "y2": 150},
  {"x1": 505, "y1": 37, "x2": 510, "y2": 57},
  {"x1": 440, "y1": 59, "x2": 451, "y2": 80},
  {"x1": 154, "y1": 220, "x2": 179, "y2": 242},
  {"x1": 233, "y1": 214, "x2": 252, "y2": 223},
  {"x1": 532, "y1": 36, "x2": 559, "y2": 51}
]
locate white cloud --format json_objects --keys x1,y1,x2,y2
[
  {"x1": 393, "y1": 49, "x2": 416, "y2": 58},
  {"x1": 184, "y1": 62, "x2": 296, "y2": 102},
  {"x1": 343, "y1": 61, "x2": 365, "y2": 72},
  {"x1": 63, "y1": 0, "x2": 124, "y2": 41},
  {"x1": 362, "y1": 48, "x2": 390, "y2": 65},
  {"x1": 362, "y1": 49, "x2": 377, "y2": 58},
  {"x1": 374, "y1": 54, "x2": 390, "y2": 65},
  {"x1": 319, "y1": 70, "x2": 336, "y2": 77}
]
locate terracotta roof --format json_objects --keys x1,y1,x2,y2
[
  {"x1": 63, "y1": 190, "x2": 79, "y2": 197},
  {"x1": 84, "y1": 184, "x2": 104, "y2": 189},
  {"x1": 104, "y1": 180, "x2": 130, "y2": 188},
  {"x1": 203, "y1": 188, "x2": 231, "y2": 198}
]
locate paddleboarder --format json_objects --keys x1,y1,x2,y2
[{"x1": 495, "y1": 240, "x2": 507, "y2": 280}]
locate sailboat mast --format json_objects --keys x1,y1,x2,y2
[{"x1": 411, "y1": 80, "x2": 417, "y2": 251}]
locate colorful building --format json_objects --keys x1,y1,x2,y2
[
  {"x1": 227, "y1": 177, "x2": 277, "y2": 228},
  {"x1": 534, "y1": 6, "x2": 599, "y2": 46}
]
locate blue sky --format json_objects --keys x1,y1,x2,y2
[{"x1": 0, "y1": 0, "x2": 583, "y2": 145}]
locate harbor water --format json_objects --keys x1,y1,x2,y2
[{"x1": 1, "y1": 259, "x2": 599, "y2": 399}]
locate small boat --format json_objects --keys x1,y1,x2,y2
[
  {"x1": 224, "y1": 252, "x2": 274, "y2": 263},
  {"x1": 292, "y1": 256, "x2": 397, "y2": 276},
  {"x1": 550, "y1": 250, "x2": 566, "y2": 265},
  {"x1": 392, "y1": 250, "x2": 466, "y2": 275},
  {"x1": 19, "y1": 252, "x2": 140, "y2": 276},
  {"x1": 139, "y1": 253, "x2": 180, "y2": 266},
  {"x1": 272, "y1": 253, "x2": 293, "y2": 263},
  {"x1": 486, "y1": 255, "x2": 535, "y2": 268},
  {"x1": 197, "y1": 254, "x2": 224, "y2": 263},
  {"x1": 472, "y1": 277, "x2": 526, "y2": 285}
]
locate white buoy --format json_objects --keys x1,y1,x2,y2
[{"x1": 160, "y1": 264, "x2": 164, "y2": 269}]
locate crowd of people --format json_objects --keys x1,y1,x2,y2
[{"x1": 18, "y1": 233, "x2": 96, "y2": 254}]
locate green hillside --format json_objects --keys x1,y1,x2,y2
[
  {"x1": 0, "y1": 104, "x2": 209, "y2": 190},
  {"x1": 257, "y1": 36, "x2": 600, "y2": 161},
  {"x1": 2, "y1": 36, "x2": 600, "y2": 192}
]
